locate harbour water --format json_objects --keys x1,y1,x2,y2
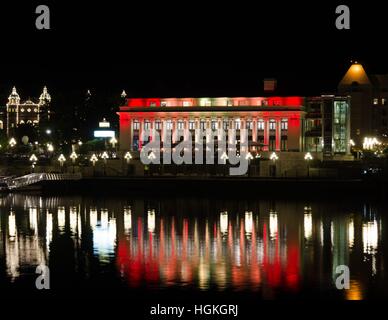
[{"x1": 0, "y1": 194, "x2": 386, "y2": 300}]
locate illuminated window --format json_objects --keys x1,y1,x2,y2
[
  {"x1": 161, "y1": 101, "x2": 167, "y2": 107},
  {"x1": 155, "y1": 120, "x2": 162, "y2": 130},
  {"x1": 246, "y1": 120, "x2": 253, "y2": 130},
  {"x1": 150, "y1": 102, "x2": 157, "y2": 107},
  {"x1": 223, "y1": 120, "x2": 229, "y2": 130},
  {"x1": 211, "y1": 120, "x2": 218, "y2": 130},
  {"x1": 227, "y1": 100, "x2": 233, "y2": 106},
  {"x1": 166, "y1": 120, "x2": 173, "y2": 130},
  {"x1": 269, "y1": 120, "x2": 276, "y2": 131},
  {"x1": 234, "y1": 119, "x2": 241, "y2": 130},
  {"x1": 373, "y1": 98, "x2": 379, "y2": 105},
  {"x1": 189, "y1": 120, "x2": 195, "y2": 130},
  {"x1": 382, "y1": 98, "x2": 387, "y2": 106},
  {"x1": 200, "y1": 120, "x2": 206, "y2": 130},
  {"x1": 144, "y1": 120, "x2": 151, "y2": 129},
  {"x1": 177, "y1": 120, "x2": 185, "y2": 130},
  {"x1": 133, "y1": 120, "x2": 140, "y2": 130},
  {"x1": 281, "y1": 119, "x2": 288, "y2": 130},
  {"x1": 257, "y1": 120, "x2": 265, "y2": 130},
  {"x1": 183, "y1": 101, "x2": 191, "y2": 107}
]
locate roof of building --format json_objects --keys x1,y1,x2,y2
[{"x1": 339, "y1": 63, "x2": 371, "y2": 87}]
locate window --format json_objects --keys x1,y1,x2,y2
[
  {"x1": 200, "y1": 120, "x2": 206, "y2": 130},
  {"x1": 189, "y1": 120, "x2": 195, "y2": 130},
  {"x1": 269, "y1": 120, "x2": 276, "y2": 131},
  {"x1": 183, "y1": 101, "x2": 191, "y2": 107},
  {"x1": 144, "y1": 120, "x2": 151, "y2": 130},
  {"x1": 373, "y1": 98, "x2": 379, "y2": 105},
  {"x1": 166, "y1": 120, "x2": 173, "y2": 130},
  {"x1": 155, "y1": 120, "x2": 162, "y2": 130},
  {"x1": 223, "y1": 120, "x2": 229, "y2": 130},
  {"x1": 177, "y1": 120, "x2": 185, "y2": 130},
  {"x1": 227, "y1": 100, "x2": 233, "y2": 106},
  {"x1": 246, "y1": 120, "x2": 253, "y2": 130},
  {"x1": 150, "y1": 102, "x2": 157, "y2": 107},
  {"x1": 257, "y1": 120, "x2": 265, "y2": 130},
  {"x1": 234, "y1": 119, "x2": 241, "y2": 130},
  {"x1": 281, "y1": 119, "x2": 288, "y2": 130},
  {"x1": 133, "y1": 120, "x2": 140, "y2": 130},
  {"x1": 205, "y1": 100, "x2": 212, "y2": 106},
  {"x1": 211, "y1": 120, "x2": 218, "y2": 130},
  {"x1": 383, "y1": 98, "x2": 387, "y2": 106},
  {"x1": 161, "y1": 101, "x2": 167, "y2": 107}
]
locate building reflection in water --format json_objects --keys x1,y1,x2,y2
[{"x1": 0, "y1": 194, "x2": 385, "y2": 299}]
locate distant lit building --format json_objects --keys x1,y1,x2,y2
[
  {"x1": 338, "y1": 62, "x2": 388, "y2": 146},
  {"x1": 118, "y1": 95, "x2": 351, "y2": 158},
  {"x1": 3, "y1": 86, "x2": 51, "y2": 136},
  {"x1": 304, "y1": 95, "x2": 351, "y2": 158}
]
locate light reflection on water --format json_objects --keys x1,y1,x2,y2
[{"x1": 0, "y1": 194, "x2": 386, "y2": 299}]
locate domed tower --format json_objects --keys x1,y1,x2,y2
[
  {"x1": 8, "y1": 86, "x2": 20, "y2": 105},
  {"x1": 39, "y1": 86, "x2": 51, "y2": 104},
  {"x1": 6, "y1": 87, "x2": 21, "y2": 135},
  {"x1": 38, "y1": 86, "x2": 52, "y2": 129}
]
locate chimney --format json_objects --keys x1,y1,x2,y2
[{"x1": 264, "y1": 78, "x2": 277, "y2": 92}]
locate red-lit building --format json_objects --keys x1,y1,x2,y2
[{"x1": 118, "y1": 95, "x2": 351, "y2": 157}]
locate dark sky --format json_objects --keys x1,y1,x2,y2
[{"x1": 0, "y1": 1, "x2": 387, "y2": 108}]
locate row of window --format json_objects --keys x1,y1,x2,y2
[
  {"x1": 373, "y1": 98, "x2": 388, "y2": 106},
  {"x1": 7, "y1": 107, "x2": 39, "y2": 112},
  {"x1": 133, "y1": 119, "x2": 289, "y2": 131},
  {"x1": 151, "y1": 100, "x2": 278, "y2": 107}
]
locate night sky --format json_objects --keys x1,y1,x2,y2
[{"x1": 0, "y1": 1, "x2": 387, "y2": 111}]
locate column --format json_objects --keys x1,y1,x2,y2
[
  {"x1": 252, "y1": 119, "x2": 257, "y2": 143},
  {"x1": 264, "y1": 118, "x2": 269, "y2": 151},
  {"x1": 172, "y1": 119, "x2": 177, "y2": 144},
  {"x1": 276, "y1": 118, "x2": 281, "y2": 151}
]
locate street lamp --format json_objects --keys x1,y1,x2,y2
[
  {"x1": 101, "y1": 151, "x2": 109, "y2": 176},
  {"x1": 220, "y1": 151, "x2": 228, "y2": 164},
  {"x1": 270, "y1": 152, "x2": 278, "y2": 162},
  {"x1": 147, "y1": 151, "x2": 156, "y2": 161},
  {"x1": 245, "y1": 152, "x2": 253, "y2": 161},
  {"x1": 110, "y1": 137, "x2": 118, "y2": 149},
  {"x1": 70, "y1": 151, "x2": 78, "y2": 173},
  {"x1": 124, "y1": 151, "x2": 132, "y2": 175},
  {"x1": 47, "y1": 143, "x2": 54, "y2": 157},
  {"x1": 29, "y1": 154, "x2": 38, "y2": 173},
  {"x1": 304, "y1": 152, "x2": 313, "y2": 177},
  {"x1": 124, "y1": 151, "x2": 132, "y2": 164},
  {"x1": 9, "y1": 137, "x2": 16, "y2": 148},
  {"x1": 90, "y1": 154, "x2": 98, "y2": 176},
  {"x1": 269, "y1": 152, "x2": 278, "y2": 177},
  {"x1": 58, "y1": 154, "x2": 66, "y2": 173}
]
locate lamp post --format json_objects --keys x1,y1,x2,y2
[
  {"x1": 90, "y1": 154, "x2": 98, "y2": 176},
  {"x1": 110, "y1": 137, "x2": 118, "y2": 150},
  {"x1": 70, "y1": 151, "x2": 78, "y2": 173},
  {"x1": 101, "y1": 151, "x2": 109, "y2": 176},
  {"x1": 269, "y1": 152, "x2": 278, "y2": 177},
  {"x1": 29, "y1": 154, "x2": 38, "y2": 173},
  {"x1": 304, "y1": 152, "x2": 313, "y2": 177},
  {"x1": 58, "y1": 154, "x2": 66, "y2": 173},
  {"x1": 9, "y1": 137, "x2": 16, "y2": 151},
  {"x1": 124, "y1": 151, "x2": 132, "y2": 175},
  {"x1": 47, "y1": 143, "x2": 54, "y2": 158}
]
